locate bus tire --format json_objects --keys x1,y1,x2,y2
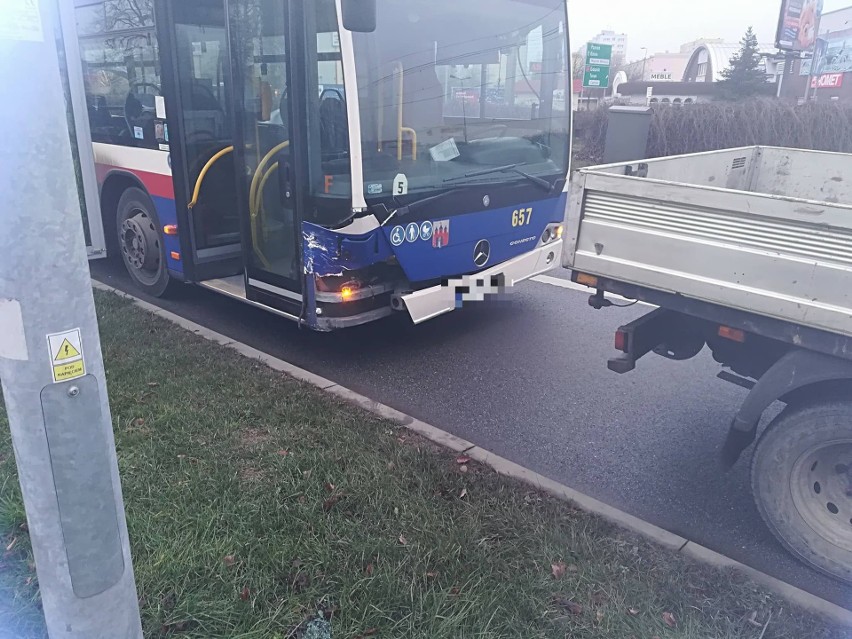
[
  {"x1": 116, "y1": 187, "x2": 173, "y2": 297},
  {"x1": 751, "y1": 398, "x2": 852, "y2": 584}
]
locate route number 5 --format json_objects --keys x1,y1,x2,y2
[{"x1": 512, "y1": 208, "x2": 533, "y2": 227}]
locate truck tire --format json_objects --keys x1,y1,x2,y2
[
  {"x1": 752, "y1": 399, "x2": 852, "y2": 584},
  {"x1": 116, "y1": 187, "x2": 172, "y2": 297}
]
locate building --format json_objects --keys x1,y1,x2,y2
[
  {"x1": 588, "y1": 30, "x2": 628, "y2": 61},
  {"x1": 623, "y1": 51, "x2": 691, "y2": 82},
  {"x1": 779, "y1": 5, "x2": 852, "y2": 102},
  {"x1": 613, "y1": 40, "x2": 780, "y2": 105}
]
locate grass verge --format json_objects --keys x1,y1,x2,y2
[{"x1": 0, "y1": 290, "x2": 849, "y2": 638}]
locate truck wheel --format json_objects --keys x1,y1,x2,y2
[
  {"x1": 752, "y1": 399, "x2": 852, "y2": 584},
  {"x1": 116, "y1": 187, "x2": 172, "y2": 297}
]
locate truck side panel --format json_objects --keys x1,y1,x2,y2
[{"x1": 567, "y1": 166, "x2": 852, "y2": 339}]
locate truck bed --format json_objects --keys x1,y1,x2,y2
[{"x1": 565, "y1": 146, "x2": 852, "y2": 340}]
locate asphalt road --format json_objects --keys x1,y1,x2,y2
[{"x1": 91, "y1": 259, "x2": 852, "y2": 611}]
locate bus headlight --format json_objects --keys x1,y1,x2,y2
[{"x1": 541, "y1": 224, "x2": 564, "y2": 245}]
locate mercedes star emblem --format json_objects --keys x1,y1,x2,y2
[{"x1": 473, "y1": 240, "x2": 491, "y2": 268}]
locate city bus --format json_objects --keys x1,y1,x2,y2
[{"x1": 70, "y1": 0, "x2": 571, "y2": 330}]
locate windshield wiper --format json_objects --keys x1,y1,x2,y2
[
  {"x1": 378, "y1": 188, "x2": 466, "y2": 226},
  {"x1": 443, "y1": 163, "x2": 554, "y2": 192}
]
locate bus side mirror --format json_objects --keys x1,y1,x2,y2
[{"x1": 341, "y1": 0, "x2": 376, "y2": 33}]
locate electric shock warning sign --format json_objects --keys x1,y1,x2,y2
[{"x1": 47, "y1": 329, "x2": 86, "y2": 383}]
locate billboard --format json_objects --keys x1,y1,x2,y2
[
  {"x1": 776, "y1": 0, "x2": 825, "y2": 51},
  {"x1": 800, "y1": 35, "x2": 852, "y2": 75}
]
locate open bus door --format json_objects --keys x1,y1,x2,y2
[
  {"x1": 227, "y1": 0, "x2": 307, "y2": 319},
  {"x1": 156, "y1": 0, "x2": 245, "y2": 283}
]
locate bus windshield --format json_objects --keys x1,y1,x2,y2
[{"x1": 351, "y1": 0, "x2": 569, "y2": 205}]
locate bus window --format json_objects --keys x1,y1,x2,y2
[
  {"x1": 352, "y1": 0, "x2": 570, "y2": 204},
  {"x1": 306, "y1": 0, "x2": 352, "y2": 226},
  {"x1": 76, "y1": 0, "x2": 162, "y2": 149},
  {"x1": 173, "y1": 0, "x2": 237, "y2": 251}
]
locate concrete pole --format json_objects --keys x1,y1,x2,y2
[{"x1": 0, "y1": 1, "x2": 143, "y2": 637}]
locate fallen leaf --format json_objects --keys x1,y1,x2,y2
[
  {"x1": 356, "y1": 629, "x2": 378, "y2": 638},
  {"x1": 302, "y1": 470, "x2": 312, "y2": 479},
  {"x1": 459, "y1": 488, "x2": 468, "y2": 499},
  {"x1": 386, "y1": 462, "x2": 395, "y2": 471},
  {"x1": 324, "y1": 482, "x2": 336, "y2": 492},
  {"x1": 5, "y1": 538, "x2": 17, "y2": 552},
  {"x1": 365, "y1": 563, "x2": 374, "y2": 576},
  {"x1": 398, "y1": 535, "x2": 408, "y2": 546},
  {"x1": 459, "y1": 465, "x2": 469, "y2": 474},
  {"x1": 290, "y1": 571, "x2": 310, "y2": 592},
  {"x1": 276, "y1": 450, "x2": 289, "y2": 457},
  {"x1": 297, "y1": 495, "x2": 307, "y2": 504},
  {"x1": 551, "y1": 562, "x2": 567, "y2": 579},
  {"x1": 449, "y1": 586, "x2": 460, "y2": 596},
  {"x1": 132, "y1": 418, "x2": 146, "y2": 427},
  {"x1": 426, "y1": 571, "x2": 439, "y2": 578},
  {"x1": 591, "y1": 590, "x2": 609, "y2": 606},
  {"x1": 223, "y1": 555, "x2": 236, "y2": 567},
  {"x1": 456, "y1": 455, "x2": 471, "y2": 465},
  {"x1": 552, "y1": 596, "x2": 583, "y2": 615},
  {"x1": 662, "y1": 612, "x2": 676, "y2": 628},
  {"x1": 148, "y1": 382, "x2": 160, "y2": 387},
  {"x1": 596, "y1": 610, "x2": 604, "y2": 623},
  {"x1": 323, "y1": 494, "x2": 344, "y2": 512},
  {"x1": 239, "y1": 586, "x2": 250, "y2": 601},
  {"x1": 627, "y1": 608, "x2": 640, "y2": 616}
]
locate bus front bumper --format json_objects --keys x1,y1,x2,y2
[{"x1": 402, "y1": 240, "x2": 563, "y2": 325}]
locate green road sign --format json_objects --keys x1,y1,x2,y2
[
  {"x1": 583, "y1": 42, "x2": 613, "y2": 89},
  {"x1": 583, "y1": 66, "x2": 610, "y2": 88}
]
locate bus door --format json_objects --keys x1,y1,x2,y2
[
  {"x1": 160, "y1": 0, "x2": 243, "y2": 282},
  {"x1": 228, "y1": 0, "x2": 350, "y2": 318}
]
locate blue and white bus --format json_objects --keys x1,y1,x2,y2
[{"x1": 71, "y1": 0, "x2": 571, "y2": 330}]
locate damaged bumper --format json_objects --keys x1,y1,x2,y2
[{"x1": 402, "y1": 240, "x2": 563, "y2": 324}]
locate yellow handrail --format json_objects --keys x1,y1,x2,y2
[
  {"x1": 395, "y1": 62, "x2": 417, "y2": 162},
  {"x1": 188, "y1": 146, "x2": 234, "y2": 209},
  {"x1": 249, "y1": 140, "x2": 290, "y2": 217}
]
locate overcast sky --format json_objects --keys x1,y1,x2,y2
[{"x1": 568, "y1": 0, "x2": 850, "y2": 61}]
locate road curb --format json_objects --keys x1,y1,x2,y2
[{"x1": 93, "y1": 281, "x2": 852, "y2": 627}]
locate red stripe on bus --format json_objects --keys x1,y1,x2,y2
[{"x1": 95, "y1": 163, "x2": 175, "y2": 200}]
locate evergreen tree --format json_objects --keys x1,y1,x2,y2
[{"x1": 718, "y1": 27, "x2": 768, "y2": 99}]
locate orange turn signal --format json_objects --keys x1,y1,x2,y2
[
  {"x1": 575, "y1": 273, "x2": 599, "y2": 288},
  {"x1": 718, "y1": 325, "x2": 746, "y2": 343},
  {"x1": 170, "y1": 251, "x2": 181, "y2": 261},
  {"x1": 340, "y1": 286, "x2": 354, "y2": 301},
  {"x1": 163, "y1": 224, "x2": 179, "y2": 236}
]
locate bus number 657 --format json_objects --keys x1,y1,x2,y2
[{"x1": 512, "y1": 208, "x2": 533, "y2": 227}]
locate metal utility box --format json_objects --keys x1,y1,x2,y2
[{"x1": 602, "y1": 106, "x2": 652, "y2": 164}]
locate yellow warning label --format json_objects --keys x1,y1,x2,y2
[
  {"x1": 53, "y1": 360, "x2": 85, "y2": 382},
  {"x1": 54, "y1": 339, "x2": 81, "y2": 361},
  {"x1": 47, "y1": 328, "x2": 86, "y2": 384}
]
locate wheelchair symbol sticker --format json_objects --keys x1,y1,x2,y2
[{"x1": 390, "y1": 226, "x2": 405, "y2": 247}]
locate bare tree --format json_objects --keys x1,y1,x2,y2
[
  {"x1": 105, "y1": 0, "x2": 154, "y2": 31},
  {"x1": 572, "y1": 50, "x2": 585, "y2": 80}
]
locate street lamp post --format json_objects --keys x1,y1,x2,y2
[{"x1": 641, "y1": 47, "x2": 649, "y2": 80}]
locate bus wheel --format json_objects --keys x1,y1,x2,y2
[
  {"x1": 751, "y1": 398, "x2": 852, "y2": 584},
  {"x1": 116, "y1": 187, "x2": 172, "y2": 297}
]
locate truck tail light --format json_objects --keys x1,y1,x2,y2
[
  {"x1": 615, "y1": 329, "x2": 629, "y2": 352},
  {"x1": 718, "y1": 325, "x2": 746, "y2": 343}
]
